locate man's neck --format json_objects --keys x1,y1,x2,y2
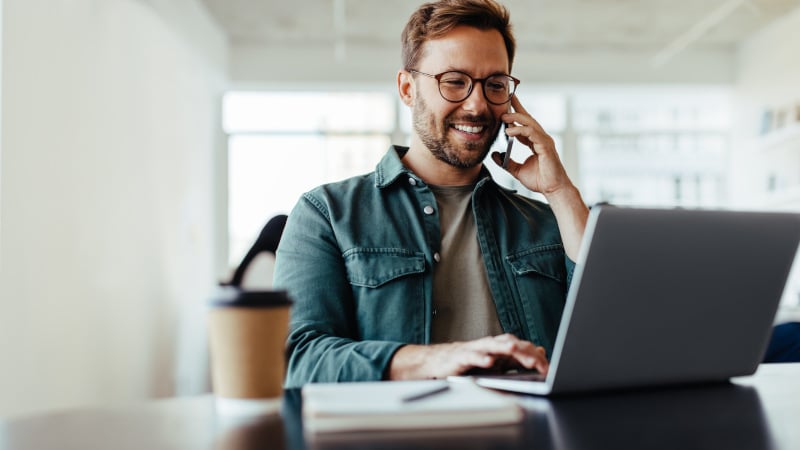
[{"x1": 402, "y1": 142, "x2": 483, "y2": 187}]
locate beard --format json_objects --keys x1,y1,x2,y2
[{"x1": 412, "y1": 95, "x2": 502, "y2": 169}]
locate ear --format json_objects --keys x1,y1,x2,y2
[{"x1": 397, "y1": 70, "x2": 415, "y2": 107}]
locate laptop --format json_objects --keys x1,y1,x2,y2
[{"x1": 464, "y1": 206, "x2": 800, "y2": 396}]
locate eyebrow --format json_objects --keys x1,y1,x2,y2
[{"x1": 438, "y1": 67, "x2": 512, "y2": 77}]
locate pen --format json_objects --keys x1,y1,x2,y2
[{"x1": 401, "y1": 384, "x2": 451, "y2": 403}]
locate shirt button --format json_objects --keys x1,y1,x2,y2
[
  {"x1": 408, "y1": 177, "x2": 417, "y2": 186},
  {"x1": 433, "y1": 252, "x2": 441, "y2": 262},
  {"x1": 423, "y1": 205, "x2": 435, "y2": 215},
  {"x1": 432, "y1": 308, "x2": 438, "y2": 318}
]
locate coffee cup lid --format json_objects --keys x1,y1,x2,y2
[{"x1": 211, "y1": 286, "x2": 292, "y2": 308}]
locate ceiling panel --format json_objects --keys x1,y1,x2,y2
[{"x1": 201, "y1": 0, "x2": 800, "y2": 51}]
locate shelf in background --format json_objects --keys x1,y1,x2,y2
[
  {"x1": 758, "y1": 122, "x2": 800, "y2": 150},
  {"x1": 759, "y1": 184, "x2": 800, "y2": 210}
]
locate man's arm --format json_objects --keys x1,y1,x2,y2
[
  {"x1": 273, "y1": 194, "x2": 404, "y2": 388},
  {"x1": 493, "y1": 95, "x2": 589, "y2": 261},
  {"x1": 541, "y1": 185, "x2": 588, "y2": 261}
]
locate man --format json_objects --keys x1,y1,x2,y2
[{"x1": 274, "y1": 0, "x2": 589, "y2": 387}]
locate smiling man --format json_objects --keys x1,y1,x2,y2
[{"x1": 274, "y1": 0, "x2": 589, "y2": 387}]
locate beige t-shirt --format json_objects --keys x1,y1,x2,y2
[{"x1": 429, "y1": 184, "x2": 504, "y2": 343}]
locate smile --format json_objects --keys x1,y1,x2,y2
[{"x1": 452, "y1": 124, "x2": 485, "y2": 134}]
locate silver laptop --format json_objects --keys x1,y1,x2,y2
[{"x1": 467, "y1": 206, "x2": 800, "y2": 395}]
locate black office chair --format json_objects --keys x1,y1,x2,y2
[
  {"x1": 226, "y1": 214, "x2": 288, "y2": 288},
  {"x1": 764, "y1": 322, "x2": 800, "y2": 363}
]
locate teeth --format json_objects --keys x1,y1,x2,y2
[{"x1": 453, "y1": 124, "x2": 484, "y2": 134}]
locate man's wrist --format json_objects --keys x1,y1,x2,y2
[
  {"x1": 543, "y1": 183, "x2": 582, "y2": 207},
  {"x1": 388, "y1": 344, "x2": 428, "y2": 380},
  {"x1": 543, "y1": 183, "x2": 589, "y2": 261}
]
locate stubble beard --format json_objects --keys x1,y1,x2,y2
[{"x1": 412, "y1": 95, "x2": 501, "y2": 169}]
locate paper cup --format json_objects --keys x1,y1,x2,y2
[{"x1": 208, "y1": 288, "x2": 292, "y2": 403}]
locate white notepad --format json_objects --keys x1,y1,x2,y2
[{"x1": 301, "y1": 380, "x2": 522, "y2": 434}]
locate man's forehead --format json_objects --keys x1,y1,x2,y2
[{"x1": 416, "y1": 27, "x2": 510, "y2": 74}]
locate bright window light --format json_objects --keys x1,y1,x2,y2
[{"x1": 223, "y1": 87, "x2": 733, "y2": 269}]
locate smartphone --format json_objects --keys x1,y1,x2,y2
[
  {"x1": 502, "y1": 123, "x2": 513, "y2": 169},
  {"x1": 502, "y1": 105, "x2": 514, "y2": 169}
]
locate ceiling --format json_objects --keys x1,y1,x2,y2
[{"x1": 199, "y1": 0, "x2": 800, "y2": 84}]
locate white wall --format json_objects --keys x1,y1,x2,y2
[
  {"x1": 731, "y1": 6, "x2": 800, "y2": 318},
  {"x1": 0, "y1": 0, "x2": 3, "y2": 264},
  {"x1": 0, "y1": 0, "x2": 227, "y2": 418},
  {"x1": 731, "y1": 6, "x2": 800, "y2": 209}
]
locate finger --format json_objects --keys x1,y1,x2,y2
[
  {"x1": 450, "y1": 351, "x2": 496, "y2": 374},
  {"x1": 507, "y1": 126, "x2": 558, "y2": 160},
  {"x1": 491, "y1": 151, "x2": 533, "y2": 183},
  {"x1": 506, "y1": 96, "x2": 542, "y2": 134},
  {"x1": 499, "y1": 339, "x2": 549, "y2": 373},
  {"x1": 509, "y1": 95, "x2": 529, "y2": 117},
  {"x1": 469, "y1": 352, "x2": 496, "y2": 369},
  {"x1": 469, "y1": 336, "x2": 550, "y2": 375},
  {"x1": 505, "y1": 119, "x2": 548, "y2": 142},
  {"x1": 503, "y1": 126, "x2": 535, "y2": 150},
  {"x1": 468, "y1": 335, "x2": 519, "y2": 356},
  {"x1": 495, "y1": 333, "x2": 522, "y2": 343},
  {"x1": 521, "y1": 346, "x2": 548, "y2": 370},
  {"x1": 502, "y1": 105, "x2": 548, "y2": 139},
  {"x1": 504, "y1": 125, "x2": 533, "y2": 144}
]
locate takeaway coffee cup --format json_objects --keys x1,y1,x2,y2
[{"x1": 208, "y1": 287, "x2": 292, "y2": 411}]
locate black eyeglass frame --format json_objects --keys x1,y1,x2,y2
[{"x1": 407, "y1": 69, "x2": 520, "y2": 105}]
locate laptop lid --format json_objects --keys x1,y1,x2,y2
[{"x1": 474, "y1": 206, "x2": 800, "y2": 396}]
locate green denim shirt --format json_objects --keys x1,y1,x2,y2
[{"x1": 274, "y1": 146, "x2": 575, "y2": 388}]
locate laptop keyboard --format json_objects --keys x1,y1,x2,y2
[{"x1": 467, "y1": 369, "x2": 546, "y2": 382}]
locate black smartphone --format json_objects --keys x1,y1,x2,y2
[{"x1": 502, "y1": 123, "x2": 513, "y2": 169}]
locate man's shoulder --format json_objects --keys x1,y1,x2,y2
[
  {"x1": 487, "y1": 183, "x2": 554, "y2": 215},
  {"x1": 304, "y1": 171, "x2": 379, "y2": 203},
  {"x1": 303, "y1": 146, "x2": 403, "y2": 202}
]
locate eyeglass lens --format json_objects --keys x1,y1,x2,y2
[{"x1": 438, "y1": 72, "x2": 516, "y2": 104}]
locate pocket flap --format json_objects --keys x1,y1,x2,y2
[
  {"x1": 344, "y1": 248, "x2": 426, "y2": 288},
  {"x1": 506, "y1": 245, "x2": 566, "y2": 282}
]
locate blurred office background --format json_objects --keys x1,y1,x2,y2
[{"x1": 1, "y1": 0, "x2": 799, "y2": 418}]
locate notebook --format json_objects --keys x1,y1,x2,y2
[
  {"x1": 462, "y1": 206, "x2": 800, "y2": 396},
  {"x1": 301, "y1": 379, "x2": 522, "y2": 434}
]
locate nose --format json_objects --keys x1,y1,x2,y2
[{"x1": 461, "y1": 81, "x2": 490, "y2": 114}]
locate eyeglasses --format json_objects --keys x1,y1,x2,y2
[{"x1": 408, "y1": 69, "x2": 520, "y2": 105}]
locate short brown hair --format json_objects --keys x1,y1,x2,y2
[{"x1": 401, "y1": 0, "x2": 516, "y2": 72}]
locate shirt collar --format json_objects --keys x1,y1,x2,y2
[
  {"x1": 374, "y1": 145, "x2": 498, "y2": 190},
  {"x1": 374, "y1": 146, "x2": 410, "y2": 188}
]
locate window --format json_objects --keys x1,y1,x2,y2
[
  {"x1": 223, "y1": 87, "x2": 733, "y2": 268},
  {"x1": 573, "y1": 87, "x2": 731, "y2": 208},
  {"x1": 223, "y1": 91, "x2": 397, "y2": 266}
]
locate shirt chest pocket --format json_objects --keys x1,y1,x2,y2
[
  {"x1": 506, "y1": 245, "x2": 566, "y2": 283},
  {"x1": 504, "y1": 245, "x2": 568, "y2": 352},
  {"x1": 343, "y1": 248, "x2": 427, "y2": 342}
]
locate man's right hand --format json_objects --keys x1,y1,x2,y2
[{"x1": 387, "y1": 333, "x2": 549, "y2": 380}]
